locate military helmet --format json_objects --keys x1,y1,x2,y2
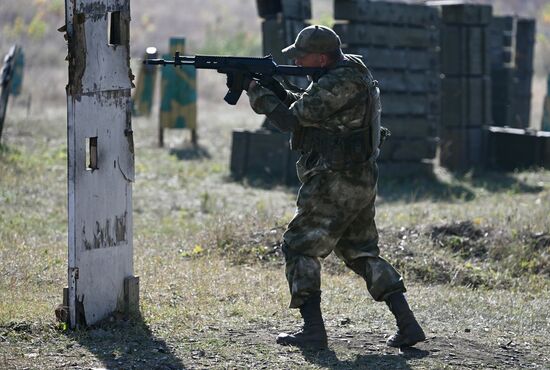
[{"x1": 282, "y1": 25, "x2": 342, "y2": 59}]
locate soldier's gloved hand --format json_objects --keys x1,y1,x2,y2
[
  {"x1": 226, "y1": 72, "x2": 253, "y2": 92},
  {"x1": 258, "y1": 76, "x2": 288, "y2": 102},
  {"x1": 248, "y1": 80, "x2": 258, "y2": 91},
  {"x1": 247, "y1": 83, "x2": 280, "y2": 115}
]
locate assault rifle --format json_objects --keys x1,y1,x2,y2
[{"x1": 143, "y1": 52, "x2": 324, "y2": 105}]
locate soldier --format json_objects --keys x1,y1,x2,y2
[{"x1": 247, "y1": 25, "x2": 426, "y2": 349}]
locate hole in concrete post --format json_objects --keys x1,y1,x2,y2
[
  {"x1": 107, "y1": 11, "x2": 121, "y2": 45},
  {"x1": 86, "y1": 137, "x2": 98, "y2": 170}
]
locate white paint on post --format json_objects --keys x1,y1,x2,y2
[{"x1": 65, "y1": 0, "x2": 134, "y2": 328}]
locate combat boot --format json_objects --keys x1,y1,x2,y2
[
  {"x1": 385, "y1": 292, "x2": 426, "y2": 348},
  {"x1": 276, "y1": 293, "x2": 328, "y2": 349}
]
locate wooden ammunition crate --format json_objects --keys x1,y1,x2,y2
[
  {"x1": 375, "y1": 71, "x2": 440, "y2": 93},
  {"x1": 491, "y1": 68, "x2": 515, "y2": 127},
  {"x1": 439, "y1": 127, "x2": 487, "y2": 170},
  {"x1": 256, "y1": 0, "x2": 311, "y2": 20},
  {"x1": 512, "y1": 18, "x2": 535, "y2": 129},
  {"x1": 378, "y1": 138, "x2": 438, "y2": 162},
  {"x1": 262, "y1": 18, "x2": 305, "y2": 61},
  {"x1": 230, "y1": 129, "x2": 300, "y2": 185},
  {"x1": 382, "y1": 93, "x2": 440, "y2": 116},
  {"x1": 489, "y1": 16, "x2": 515, "y2": 69},
  {"x1": 382, "y1": 117, "x2": 438, "y2": 139},
  {"x1": 441, "y1": 25, "x2": 491, "y2": 76},
  {"x1": 513, "y1": 70, "x2": 533, "y2": 129},
  {"x1": 261, "y1": 18, "x2": 308, "y2": 88},
  {"x1": 229, "y1": 129, "x2": 438, "y2": 185},
  {"x1": 346, "y1": 47, "x2": 439, "y2": 71},
  {"x1": 334, "y1": 0, "x2": 439, "y2": 26},
  {"x1": 441, "y1": 76, "x2": 491, "y2": 127},
  {"x1": 441, "y1": 4, "x2": 492, "y2": 25},
  {"x1": 334, "y1": 23, "x2": 439, "y2": 49},
  {"x1": 515, "y1": 19, "x2": 536, "y2": 73},
  {"x1": 491, "y1": 16, "x2": 515, "y2": 47},
  {"x1": 487, "y1": 127, "x2": 550, "y2": 170}
]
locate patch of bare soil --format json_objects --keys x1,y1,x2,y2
[
  {"x1": 3, "y1": 316, "x2": 546, "y2": 369},
  {"x1": 207, "y1": 323, "x2": 544, "y2": 369},
  {"x1": 220, "y1": 226, "x2": 286, "y2": 265},
  {"x1": 430, "y1": 221, "x2": 489, "y2": 259}
]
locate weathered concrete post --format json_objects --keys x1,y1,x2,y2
[{"x1": 65, "y1": 0, "x2": 138, "y2": 328}]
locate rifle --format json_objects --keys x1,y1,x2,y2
[{"x1": 143, "y1": 52, "x2": 324, "y2": 105}]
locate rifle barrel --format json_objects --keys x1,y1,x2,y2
[
  {"x1": 142, "y1": 53, "x2": 324, "y2": 77},
  {"x1": 143, "y1": 58, "x2": 195, "y2": 66}
]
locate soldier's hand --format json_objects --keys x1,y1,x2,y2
[
  {"x1": 248, "y1": 80, "x2": 258, "y2": 92},
  {"x1": 258, "y1": 76, "x2": 288, "y2": 102}
]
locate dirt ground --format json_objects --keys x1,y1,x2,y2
[
  {"x1": 1, "y1": 314, "x2": 546, "y2": 369},
  {"x1": 1, "y1": 262, "x2": 548, "y2": 370}
]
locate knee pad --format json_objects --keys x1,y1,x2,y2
[{"x1": 346, "y1": 257, "x2": 369, "y2": 279}]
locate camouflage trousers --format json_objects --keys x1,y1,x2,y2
[{"x1": 282, "y1": 161, "x2": 406, "y2": 308}]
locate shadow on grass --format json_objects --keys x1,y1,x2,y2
[
  {"x1": 231, "y1": 176, "x2": 300, "y2": 192},
  {"x1": 232, "y1": 172, "x2": 474, "y2": 202},
  {"x1": 378, "y1": 170, "x2": 543, "y2": 203},
  {"x1": 169, "y1": 144, "x2": 211, "y2": 160},
  {"x1": 226, "y1": 164, "x2": 544, "y2": 204},
  {"x1": 455, "y1": 169, "x2": 544, "y2": 194},
  {"x1": 301, "y1": 347, "x2": 429, "y2": 369},
  {"x1": 378, "y1": 173, "x2": 475, "y2": 202},
  {"x1": 67, "y1": 313, "x2": 186, "y2": 370}
]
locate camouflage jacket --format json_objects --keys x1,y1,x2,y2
[
  {"x1": 248, "y1": 54, "x2": 374, "y2": 181},
  {"x1": 288, "y1": 55, "x2": 371, "y2": 132}
]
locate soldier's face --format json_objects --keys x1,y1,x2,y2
[{"x1": 295, "y1": 53, "x2": 326, "y2": 68}]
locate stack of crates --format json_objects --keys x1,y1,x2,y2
[
  {"x1": 486, "y1": 16, "x2": 545, "y2": 170},
  {"x1": 489, "y1": 16, "x2": 516, "y2": 127},
  {"x1": 513, "y1": 19, "x2": 536, "y2": 128},
  {"x1": 438, "y1": 3, "x2": 492, "y2": 170},
  {"x1": 334, "y1": 0, "x2": 440, "y2": 176},
  {"x1": 489, "y1": 16, "x2": 536, "y2": 129},
  {"x1": 230, "y1": 0, "x2": 311, "y2": 185},
  {"x1": 487, "y1": 127, "x2": 550, "y2": 170},
  {"x1": 258, "y1": 0, "x2": 310, "y2": 66}
]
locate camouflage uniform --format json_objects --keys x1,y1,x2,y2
[{"x1": 249, "y1": 55, "x2": 406, "y2": 309}]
